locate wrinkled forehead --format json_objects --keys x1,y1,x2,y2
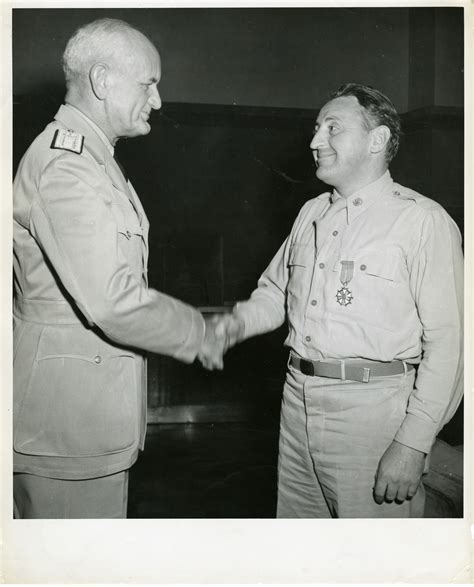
[{"x1": 316, "y1": 95, "x2": 367, "y2": 126}]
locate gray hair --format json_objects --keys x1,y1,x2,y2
[{"x1": 63, "y1": 18, "x2": 146, "y2": 87}]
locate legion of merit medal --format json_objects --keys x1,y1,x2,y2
[{"x1": 336, "y1": 260, "x2": 354, "y2": 306}]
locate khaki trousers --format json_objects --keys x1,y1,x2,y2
[
  {"x1": 277, "y1": 364, "x2": 425, "y2": 518},
  {"x1": 13, "y1": 470, "x2": 129, "y2": 519}
]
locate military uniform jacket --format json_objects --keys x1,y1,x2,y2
[{"x1": 13, "y1": 104, "x2": 205, "y2": 479}]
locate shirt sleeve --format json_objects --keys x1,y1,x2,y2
[
  {"x1": 29, "y1": 152, "x2": 205, "y2": 363},
  {"x1": 394, "y1": 207, "x2": 464, "y2": 453},
  {"x1": 233, "y1": 198, "x2": 322, "y2": 340},
  {"x1": 233, "y1": 237, "x2": 290, "y2": 339}
]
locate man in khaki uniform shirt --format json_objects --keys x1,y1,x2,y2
[
  {"x1": 217, "y1": 84, "x2": 463, "y2": 517},
  {"x1": 13, "y1": 18, "x2": 222, "y2": 518}
]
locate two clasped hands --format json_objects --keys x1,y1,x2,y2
[{"x1": 197, "y1": 313, "x2": 245, "y2": 370}]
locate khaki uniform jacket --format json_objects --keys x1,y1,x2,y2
[{"x1": 13, "y1": 105, "x2": 205, "y2": 479}]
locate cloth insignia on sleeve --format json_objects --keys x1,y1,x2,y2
[{"x1": 50, "y1": 128, "x2": 84, "y2": 154}]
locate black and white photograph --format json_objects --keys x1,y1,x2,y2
[{"x1": 2, "y1": 1, "x2": 471, "y2": 583}]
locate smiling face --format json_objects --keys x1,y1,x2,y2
[
  {"x1": 310, "y1": 95, "x2": 378, "y2": 196},
  {"x1": 103, "y1": 35, "x2": 162, "y2": 143}
]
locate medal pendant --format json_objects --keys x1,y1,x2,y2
[{"x1": 336, "y1": 282, "x2": 353, "y2": 306}]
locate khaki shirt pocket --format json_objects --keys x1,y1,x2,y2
[
  {"x1": 287, "y1": 243, "x2": 312, "y2": 302},
  {"x1": 332, "y1": 251, "x2": 403, "y2": 329},
  {"x1": 332, "y1": 252, "x2": 400, "y2": 282},
  {"x1": 355, "y1": 252, "x2": 399, "y2": 282},
  {"x1": 14, "y1": 325, "x2": 140, "y2": 458}
]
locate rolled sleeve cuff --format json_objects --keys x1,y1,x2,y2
[{"x1": 394, "y1": 413, "x2": 439, "y2": 454}]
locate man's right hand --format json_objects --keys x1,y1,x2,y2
[
  {"x1": 197, "y1": 313, "x2": 245, "y2": 371},
  {"x1": 214, "y1": 313, "x2": 245, "y2": 352},
  {"x1": 197, "y1": 315, "x2": 227, "y2": 370}
]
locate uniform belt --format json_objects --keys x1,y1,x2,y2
[
  {"x1": 13, "y1": 298, "x2": 82, "y2": 325},
  {"x1": 289, "y1": 354, "x2": 414, "y2": 383}
]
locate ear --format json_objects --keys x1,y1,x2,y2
[
  {"x1": 369, "y1": 125, "x2": 391, "y2": 155},
  {"x1": 89, "y1": 63, "x2": 109, "y2": 100}
]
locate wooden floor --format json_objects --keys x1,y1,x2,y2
[
  {"x1": 128, "y1": 422, "x2": 280, "y2": 518},
  {"x1": 127, "y1": 421, "x2": 463, "y2": 519},
  {"x1": 130, "y1": 330, "x2": 464, "y2": 519}
]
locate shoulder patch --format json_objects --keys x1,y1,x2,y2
[{"x1": 50, "y1": 128, "x2": 84, "y2": 154}]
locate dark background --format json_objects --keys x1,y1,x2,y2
[{"x1": 12, "y1": 7, "x2": 464, "y2": 511}]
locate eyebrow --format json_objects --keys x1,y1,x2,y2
[{"x1": 314, "y1": 115, "x2": 342, "y2": 128}]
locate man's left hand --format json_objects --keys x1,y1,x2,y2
[{"x1": 373, "y1": 440, "x2": 426, "y2": 505}]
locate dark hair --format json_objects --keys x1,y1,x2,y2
[{"x1": 331, "y1": 83, "x2": 401, "y2": 163}]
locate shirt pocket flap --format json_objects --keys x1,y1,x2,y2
[
  {"x1": 333, "y1": 254, "x2": 399, "y2": 281},
  {"x1": 288, "y1": 243, "x2": 310, "y2": 267}
]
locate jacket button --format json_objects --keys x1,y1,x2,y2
[
  {"x1": 305, "y1": 335, "x2": 311, "y2": 342},
  {"x1": 319, "y1": 263, "x2": 325, "y2": 269},
  {"x1": 94, "y1": 355, "x2": 102, "y2": 364},
  {"x1": 360, "y1": 264, "x2": 367, "y2": 271},
  {"x1": 353, "y1": 198, "x2": 363, "y2": 206}
]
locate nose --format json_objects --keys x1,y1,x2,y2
[
  {"x1": 310, "y1": 127, "x2": 325, "y2": 150},
  {"x1": 149, "y1": 85, "x2": 162, "y2": 110}
]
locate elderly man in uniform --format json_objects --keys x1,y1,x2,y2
[
  {"x1": 13, "y1": 18, "x2": 223, "y2": 519},
  {"x1": 216, "y1": 84, "x2": 463, "y2": 518}
]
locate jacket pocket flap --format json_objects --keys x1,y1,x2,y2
[{"x1": 34, "y1": 326, "x2": 136, "y2": 362}]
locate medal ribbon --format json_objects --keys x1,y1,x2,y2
[{"x1": 339, "y1": 260, "x2": 354, "y2": 285}]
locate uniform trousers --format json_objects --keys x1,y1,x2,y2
[
  {"x1": 13, "y1": 470, "x2": 129, "y2": 519},
  {"x1": 277, "y1": 363, "x2": 426, "y2": 518}
]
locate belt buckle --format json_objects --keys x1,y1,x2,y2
[{"x1": 347, "y1": 365, "x2": 371, "y2": 382}]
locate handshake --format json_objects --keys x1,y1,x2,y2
[{"x1": 197, "y1": 313, "x2": 245, "y2": 370}]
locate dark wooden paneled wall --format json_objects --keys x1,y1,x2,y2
[{"x1": 12, "y1": 97, "x2": 464, "y2": 445}]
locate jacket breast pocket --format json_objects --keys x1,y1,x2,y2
[
  {"x1": 111, "y1": 202, "x2": 145, "y2": 275},
  {"x1": 116, "y1": 210, "x2": 143, "y2": 242},
  {"x1": 13, "y1": 326, "x2": 140, "y2": 458}
]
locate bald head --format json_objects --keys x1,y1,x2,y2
[
  {"x1": 62, "y1": 18, "x2": 162, "y2": 145},
  {"x1": 63, "y1": 18, "x2": 159, "y2": 90}
]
